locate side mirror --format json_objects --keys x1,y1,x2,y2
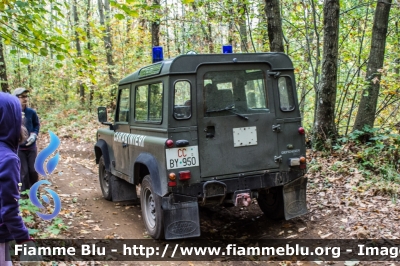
[
  {"x1": 97, "y1": 107, "x2": 114, "y2": 130},
  {"x1": 97, "y1": 107, "x2": 108, "y2": 123}
]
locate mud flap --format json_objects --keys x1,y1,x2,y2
[
  {"x1": 283, "y1": 176, "x2": 308, "y2": 220},
  {"x1": 162, "y1": 194, "x2": 200, "y2": 240},
  {"x1": 111, "y1": 176, "x2": 138, "y2": 202}
]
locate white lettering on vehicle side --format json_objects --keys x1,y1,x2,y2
[
  {"x1": 281, "y1": 149, "x2": 300, "y2": 155},
  {"x1": 114, "y1": 132, "x2": 146, "y2": 147}
]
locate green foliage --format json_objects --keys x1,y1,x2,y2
[
  {"x1": 19, "y1": 191, "x2": 40, "y2": 224},
  {"x1": 36, "y1": 102, "x2": 99, "y2": 142},
  {"x1": 0, "y1": 0, "x2": 69, "y2": 62},
  {"x1": 110, "y1": 0, "x2": 140, "y2": 17},
  {"x1": 345, "y1": 128, "x2": 400, "y2": 183},
  {"x1": 46, "y1": 217, "x2": 68, "y2": 236},
  {"x1": 19, "y1": 190, "x2": 68, "y2": 237}
]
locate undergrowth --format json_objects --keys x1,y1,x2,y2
[
  {"x1": 327, "y1": 126, "x2": 400, "y2": 197},
  {"x1": 36, "y1": 102, "x2": 102, "y2": 143},
  {"x1": 19, "y1": 191, "x2": 68, "y2": 238}
]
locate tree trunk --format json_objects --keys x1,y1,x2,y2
[
  {"x1": 264, "y1": 0, "x2": 284, "y2": 52},
  {"x1": 181, "y1": 3, "x2": 186, "y2": 53},
  {"x1": 86, "y1": 0, "x2": 94, "y2": 106},
  {"x1": 151, "y1": 0, "x2": 160, "y2": 47},
  {"x1": 238, "y1": 0, "x2": 248, "y2": 52},
  {"x1": 98, "y1": 0, "x2": 117, "y2": 85},
  {"x1": 309, "y1": 0, "x2": 321, "y2": 127},
  {"x1": 0, "y1": 37, "x2": 9, "y2": 92},
  {"x1": 345, "y1": 6, "x2": 370, "y2": 136},
  {"x1": 27, "y1": 64, "x2": 32, "y2": 89},
  {"x1": 165, "y1": 0, "x2": 170, "y2": 57},
  {"x1": 312, "y1": 0, "x2": 340, "y2": 150},
  {"x1": 50, "y1": 2, "x2": 54, "y2": 59},
  {"x1": 206, "y1": 3, "x2": 214, "y2": 53},
  {"x1": 192, "y1": 3, "x2": 210, "y2": 51},
  {"x1": 353, "y1": 0, "x2": 392, "y2": 133},
  {"x1": 228, "y1": 7, "x2": 234, "y2": 45},
  {"x1": 15, "y1": 50, "x2": 21, "y2": 85},
  {"x1": 73, "y1": 0, "x2": 85, "y2": 104}
]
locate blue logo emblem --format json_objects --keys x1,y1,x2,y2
[
  {"x1": 34, "y1": 131, "x2": 60, "y2": 177},
  {"x1": 29, "y1": 180, "x2": 61, "y2": 220},
  {"x1": 31, "y1": 130, "x2": 62, "y2": 220}
]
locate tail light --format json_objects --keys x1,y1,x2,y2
[
  {"x1": 298, "y1": 127, "x2": 305, "y2": 135},
  {"x1": 165, "y1": 139, "x2": 174, "y2": 148},
  {"x1": 169, "y1": 173, "x2": 176, "y2": 180},
  {"x1": 299, "y1": 156, "x2": 307, "y2": 169},
  {"x1": 179, "y1": 171, "x2": 191, "y2": 181},
  {"x1": 168, "y1": 181, "x2": 177, "y2": 187},
  {"x1": 289, "y1": 156, "x2": 307, "y2": 168}
]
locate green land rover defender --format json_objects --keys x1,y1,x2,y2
[{"x1": 94, "y1": 51, "x2": 307, "y2": 240}]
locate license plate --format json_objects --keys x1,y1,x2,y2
[{"x1": 166, "y1": 146, "x2": 199, "y2": 170}]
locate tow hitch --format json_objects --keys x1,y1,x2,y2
[{"x1": 233, "y1": 190, "x2": 252, "y2": 206}]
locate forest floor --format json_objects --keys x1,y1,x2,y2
[{"x1": 14, "y1": 128, "x2": 400, "y2": 266}]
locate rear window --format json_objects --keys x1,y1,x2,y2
[
  {"x1": 173, "y1": 80, "x2": 191, "y2": 119},
  {"x1": 203, "y1": 69, "x2": 268, "y2": 117},
  {"x1": 278, "y1": 76, "x2": 295, "y2": 111}
]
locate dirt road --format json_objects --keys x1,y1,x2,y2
[
  {"x1": 48, "y1": 140, "x2": 310, "y2": 241},
  {"x1": 32, "y1": 138, "x2": 399, "y2": 265}
]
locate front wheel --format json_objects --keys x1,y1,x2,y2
[
  {"x1": 99, "y1": 156, "x2": 112, "y2": 200},
  {"x1": 257, "y1": 186, "x2": 285, "y2": 220},
  {"x1": 140, "y1": 175, "x2": 164, "y2": 239}
]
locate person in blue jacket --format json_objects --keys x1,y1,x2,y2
[
  {"x1": 12, "y1": 88, "x2": 40, "y2": 191},
  {"x1": 0, "y1": 92, "x2": 32, "y2": 264}
]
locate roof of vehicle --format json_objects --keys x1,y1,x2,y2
[{"x1": 119, "y1": 52, "x2": 294, "y2": 85}]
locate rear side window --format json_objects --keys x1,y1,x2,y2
[
  {"x1": 116, "y1": 88, "x2": 130, "y2": 122},
  {"x1": 173, "y1": 81, "x2": 191, "y2": 119},
  {"x1": 278, "y1": 76, "x2": 295, "y2": 111},
  {"x1": 135, "y1": 82, "x2": 163, "y2": 123}
]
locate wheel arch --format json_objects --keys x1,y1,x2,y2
[
  {"x1": 133, "y1": 153, "x2": 165, "y2": 197},
  {"x1": 95, "y1": 139, "x2": 111, "y2": 172}
]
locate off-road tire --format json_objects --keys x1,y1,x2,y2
[
  {"x1": 257, "y1": 186, "x2": 285, "y2": 220},
  {"x1": 99, "y1": 156, "x2": 112, "y2": 201},
  {"x1": 140, "y1": 175, "x2": 164, "y2": 239}
]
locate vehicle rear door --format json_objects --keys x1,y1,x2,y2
[
  {"x1": 273, "y1": 74, "x2": 306, "y2": 167},
  {"x1": 196, "y1": 64, "x2": 279, "y2": 178}
]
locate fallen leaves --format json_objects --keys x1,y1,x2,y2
[
  {"x1": 92, "y1": 225, "x2": 102, "y2": 231},
  {"x1": 307, "y1": 148, "x2": 400, "y2": 239},
  {"x1": 319, "y1": 232, "x2": 332, "y2": 239}
]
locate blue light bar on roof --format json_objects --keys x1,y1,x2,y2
[
  {"x1": 152, "y1": 46, "x2": 164, "y2": 63},
  {"x1": 222, "y1": 45, "x2": 233, "y2": 54}
]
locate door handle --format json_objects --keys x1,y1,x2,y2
[
  {"x1": 205, "y1": 126, "x2": 215, "y2": 138},
  {"x1": 274, "y1": 155, "x2": 282, "y2": 163},
  {"x1": 122, "y1": 142, "x2": 128, "y2": 148},
  {"x1": 272, "y1": 124, "x2": 281, "y2": 132}
]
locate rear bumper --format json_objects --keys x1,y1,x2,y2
[{"x1": 170, "y1": 169, "x2": 305, "y2": 198}]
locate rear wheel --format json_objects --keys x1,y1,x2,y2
[
  {"x1": 140, "y1": 175, "x2": 164, "y2": 239},
  {"x1": 99, "y1": 156, "x2": 112, "y2": 201},
  {"x1": 257, "y1": 186, "x2": 284, "y2": 220}
]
